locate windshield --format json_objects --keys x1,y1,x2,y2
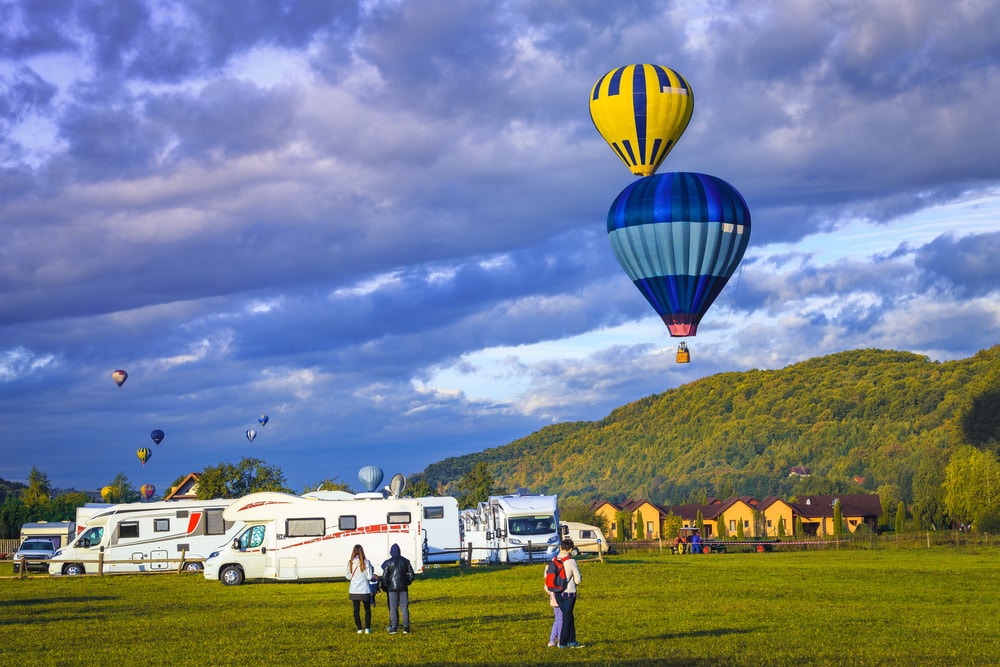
[
  {"x1": 20, "y1": 541, "x2": 53, "y2": 551},
  {"x1": 508, "y1": 515, "x2": 556, "y2": 536},
  {"x1": 76, "y1": 527, "x2": 104, "y2": 548}
]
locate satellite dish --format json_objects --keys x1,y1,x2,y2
[{"x1": 389, "y1": 473, "x2": 406, "y2": 497}]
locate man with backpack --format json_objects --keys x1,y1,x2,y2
[{"x1": 546, "y1": 538, "x2": 583, "y2": 648}]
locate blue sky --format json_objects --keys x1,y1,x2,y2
[{"x1": 2, "y1": 1, "x2": 999, "y2": 495}]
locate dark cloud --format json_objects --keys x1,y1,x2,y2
[{"x1": 915, "y1": 231, "x2": 1000, "y2": 298}]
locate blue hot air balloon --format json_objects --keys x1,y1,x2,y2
[
  {"x1": 358, "y1": 465, "x2": 384, "y2": 493},
  {"x1": 607, "y1": 172, "x2": 751, "y2": 338},
  {"x1": 246, "y1": 429, "x2": 256, "y2": 443},
  {"x1": 258, "y1": 414, "x2": 269, "y2": 427},
  {"x1": 150, "y1": 429, "x2": 165, "y2": 446}
]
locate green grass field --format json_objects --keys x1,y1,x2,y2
[{"x1": 3, "y1": 545, "x2": 999, "y2": 666}]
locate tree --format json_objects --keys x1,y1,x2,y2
[
  {"x1": 404, "y1": 478, "x2": 435, "y2": 498},
  {"x1": 895, "y1": 500, "x2": 906, "y2": 534},
  {"x1": 716, "y1": 515, "x2": 727, "y2": 539},
  {"x1": 696, "y1": 509, "x2": 705, "y2": 536},
  {"x1": 833, "y1": 499, "x2": 843, "y2": 536},
  {"x1": 196, "y1": 458, "x2": 290, "y2": 499},
  {"x1": 22, "y1": 466, "x2": 51, "y2": 505},
  {"x1": 736, "y1": 517, "x2": 745, "y2": 540},
  {"x1": 663, "y1": 512, "x2": 682, "y2": 539},
  {"x1": 944, "y1": 445, "x2": 1000, "y2": 532},
  {"x1": 795, "y1": 516, "x2": 804, "y2": 538},
  {"x1": 635, "y1": 510, "x2": 645, "y2": 539},
  {"x1": 777, "y1": 517, "x2": 786, "y2": 538},
  {"x1": 104, "y1": 472, "x2": 139, "y2": 504},
  {"x1": 558, "y1": 496, "x2": 603, "y2": 532},
  {"x1": 455, "y1": 462, "x2": 496, "y2": 509},
  {"x1": 615, "y1": 511, "x2": 630, "y2": 540}
]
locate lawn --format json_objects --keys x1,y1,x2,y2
[{"x1": 2, "y1": 546, "x2": 998, "y2": 666}]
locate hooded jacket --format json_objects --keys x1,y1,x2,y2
[{"x1": 380, "y1": 543, "x2": 415, "y2": 592}]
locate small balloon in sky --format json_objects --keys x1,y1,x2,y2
[
  {"x1": 150, "y1": 429, "x2": 165, "y2": 446},
  {"x1": 112, "y1": 369, "x2": 128, "y2": 387},
  {"x1": 140, "y1": 484, "x2": 155, "y2": 501},
  {"x1": 246, "y1": 429, "x2": 257, "y2": 443},
  {"x1": 137, "y1": 447, "x2": 152, "y2": 466},
  {"x1": 258, "y1": 414, "x2": 269, "y2": 427}
]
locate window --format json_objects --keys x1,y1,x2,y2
[
  {"x1": 238, "y1": 525, "x2": 266, "y2": 550},
  {"x1": 154, "y1": 518, "x2": 170, "y2": 532},
  {"x1": 339, "y1": 516, "x2": 357, "y2": 531},
  {"x1": 766, "y1": 519, "x2": 773, "y2": 528},
  {"x1": 729, "y1": 519, "x2": 736, "y2": 532},
  {"x1": 423, "y1": 506, "x2": 445, "y2": 520},
  {"x1": 580, "y1": 530, "x2": 595, "y2": 539},
  {"x1": 205, "y1": 508, "x2": 228, "y2": 536},
  {"x1": 119, "y1": 521, "x2": 140, "y2": 539},
  {"x1": 646, "y1": 521, "x2": 654, "y2": 535},
  {"x1": 387, "y1": 512, "x2": 411, "y2": 525},
  {"x1": 286, "y1": 518, "x2": 325, "y2": 537}
]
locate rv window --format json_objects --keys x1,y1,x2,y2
[
  {"x1": 287, "y1": 518, "x2": 325, "y2": 537},
  {"x1": 387, "y1": 512, "x2": 411, "y2": 525},
  {"x1": 339, "y1": 516, "x2": 357, "y2": 531},
  {"x1": 580, "y1": 530, "x2": 595, "y2": 539},
  {"x1": 154, "y1": 518, "x2": 170, "y2": 532},
  {"x1": 119, "y1": 521, "x2": 140, "y2": 539},
  {"x1": 176, "y1": 510, "x2": 189, "y2": 518},
  {"x1": 205, "y1": 508, "x2": 227, "y2": 536},
  {"x1": 238, "y1": 525, "x2": 267, "y2": 550},
  {"x1": 423, "y1": 506, "x2": 445, "y2": 520}
]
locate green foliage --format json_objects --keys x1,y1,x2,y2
[
  {"x1": 104, "y1": 472, "x2": 139, "y2": 503},
  {"x1": 944, "y1": 445, "x2": 1000, "y2": 531},
  {"x1": 833, "y1": 499, "x2": 843, "y2": 536},
  {"x1": 558, "y1": 496, "x2": 603, "y2": 531},
  {"x1": 635, "y1": 510, "x2": 645, "y2": 539},
  {"x1": 23, "y1": 467, "x2": 51, "y2": 506},
  {"x1": 717, "y1": 515, "x2": 727, "y2": 538},
  {"x1": 196, "y1": 458, "x2": 291, "y2": 499},
  {"x1": 895, "y1": 500, "x2": 907, "y2": 534},
  {"x1": 777, "y1": 516, "x2": 786, "y2": 537},
  {"x1": 404, "y1": 477, "x2": 436, "y2": 498},
  {"x1": 736, "y1": 518, "x2": 745, "y2": 539},
  {"x1": 455, "y1": 462, "x2": 497, "y2": 509},
  {"x1": 663, "y1": 512, "x2": 682, "y2": 539},
  {"x1": 616, "y1": 513, "x2": 628, "y2": 540},
  {"x1": 416, "y1": 347, "x2": 1000, "y2": 511},
  {"x1": 301, "y1": 478, "x2": 352, "y2": 494},
  {"x1": 795, "y1": 516, "x2": 804, "y2": 537}
]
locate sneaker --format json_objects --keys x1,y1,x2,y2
[
  {"x1": 566, "y1": 642, "x2": 585, "y2": 648},
  {"x1": 364, "y1": 628, "x2": 371, "y2": 634},
  {"x1": 356, "y1": 629, "x2": 363, "y2": 634},
  {"x1": 387, "y1": 628, "x2": 397, "y2": 634},
  {"x1": 547, "y1": 642, "x2": 556, "y2": 647},
  {"x1": 403, "y1": 628, "x2": 410, "y2": 634}
]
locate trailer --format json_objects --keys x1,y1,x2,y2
[
  {"x1": 560, "y1": 521, "x2": 611, "y2": 556},
  {"x1": 416, "y1": 496, "x2": 462, "y2": 564},
  {"x1": 460, "y1": 492, "x2": 560, "y2": 564},
  {"x1": 19, "y1": 521, "x2": 76, "y2": 549},
  {"x1": 48, "y1": 498, "x2": 240, "y2": 575},
  {"x1": 203, "y1": 491, "x2": 425, "y2": 585}
]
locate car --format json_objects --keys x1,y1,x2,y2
[{"x1": 12, "y1": 539, "x2": 56, "y2": 574}]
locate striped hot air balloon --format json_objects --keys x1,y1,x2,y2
[{"x1": 590, "y1": 64, "x2": 694, "y2": 177}]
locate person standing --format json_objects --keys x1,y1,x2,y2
[
  {"x1": 690, "y1": 530, "x2": 702, "y2": 555},
  {"x1": 347, "y1": 544, "x2": 375, "y2": 634},
  {"x1": 545, "y1": 583, "x2": 563, "y2": 647},
  {"x1": 556, "y1": 538, "x2": 583, "y2": 648},
  {"x1": 381, "y1": 543, "x2": 415, "y2": 634}
]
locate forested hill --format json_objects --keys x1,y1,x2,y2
[{"x1": 418, "y1": 347, "x2": 1000, "y2": 506}]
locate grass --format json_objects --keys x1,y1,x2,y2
[{"x1": 2, "y1": 544, "x2": 999, "y2": 666}]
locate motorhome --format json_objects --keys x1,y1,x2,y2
[
  {"x1": 460, "y1": 492, "x2": 560, "y2": 564},
  {"x1": 203, "y1": 491, "x2": 425, "y2": 585},
  {"x1": 48, "y1": 498, "x2": 240, "y2": 575},
  {"x1": 560, "y1": 521, "x2": 611, "y2": 555},
  {"x1": 416, "y1": 496, "x2": 462, "y2": 564}
]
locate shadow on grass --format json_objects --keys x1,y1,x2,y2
[{"x1": 0, "y1": 596, "x2": 117, "y2": 608}]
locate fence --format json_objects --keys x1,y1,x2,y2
[{"x1": 1, "y1": 538, "x2": 20, "y2": 556}]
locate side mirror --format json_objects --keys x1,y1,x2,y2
[
  {"x1": 80, "y1": 538, "x2": 91, "y2": 549},
  {"x1": 232, "y1": 539, "x2": 241, "y2": 550}
]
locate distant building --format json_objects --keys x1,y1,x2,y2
[
  {"x1": 788, "y1": 466, "x2": 811, "y2": 477},
  {"x1": 163, "y1": 472, "x2": 201, "y2": 501}
]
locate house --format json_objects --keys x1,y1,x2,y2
[
  {"x1": 163, "y1": 472, "x2": 201, "y2": 501},
  {"x1": 790, "y1": 494, "x2": 882, "y2": 536},
  {"x1": 712, "y1": 497, "x2": 761, "y2": 538},
  {"x1": 759, "y1": 496, "x2": 796, "y2": 537},
  {"x1": 591, "y1": 500, "x2": 623, "y2": 539},
  {"x1": 591, "y1": 499, "x2": 670, "y2": 539},
  {"x1": 789, "y1": 466, "x2": 811, "y2": 477}
]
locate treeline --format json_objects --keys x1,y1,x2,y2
[{"x1": 415, "y1": 347, "x2": 1000, "y2": 529}]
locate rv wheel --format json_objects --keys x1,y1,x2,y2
[
  {"x1": 570, "y1": 547, "x2": 580, "y2": 557},
  {"x1": 63, "y1": 563, "x2": 85, "y2": 576},
  {"x1": 183, "y1": 561, "x2": 204, "y2": 572},
  {"x1": 220, "y1": 565, "x2": 245, "y2": 586}
]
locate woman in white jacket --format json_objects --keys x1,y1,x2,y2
[{"x1": 347, "y1": 544, "x2": 376, "y2": 634}]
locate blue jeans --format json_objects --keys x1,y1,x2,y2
[
  {"x1": 557, "y1": 593, "x2": 576, "y2": 646},
  {"x1": 387, "y1": 590, "x2": 410, "y2": 630}
]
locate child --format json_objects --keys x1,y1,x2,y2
[{"x1": 547, "y1": 584, "x2": 563, "y2": 646}]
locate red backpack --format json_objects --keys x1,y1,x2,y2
[{"x1": 545, "y1": 556, "x2": 568, "y2": 593}]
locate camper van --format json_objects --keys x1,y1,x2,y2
[
  {"x1": 416, "y1": 496, "x2": 462, "y2": 564},
  {"x1": 560, "y1": 521, "x2": 611, "y2": 555},
  {"x1": 203, "y1": 491, "x2": 425, "y2": 585},
  {"x1": 48, "y1": 499, "x2": 240, "y2": 576},
  {"x1": 460, "y1": 492, "x2": 560, "y2": 564}
]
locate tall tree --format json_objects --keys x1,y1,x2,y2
[
  {"x1": 833, "y1": 499, "x2": 843, "y2": 536},
  {"x1": 105, "y1": 472, "x2": 139, "y2": 503},
  {"x1": 895, "y1": 500, "x2": 906, "y2": 534},
  {"x1": 455, "y1": 462, "x2": 496, "y2": 509},
  {"x1": 635, "y1": 510, "x2": 645, "y2": 539},
  {"x1": 944, "y1": 445, "x2": 1000, "y2": 531},
  {"x1": 196, "y1": 458, "x2": 290, "y2": 499},
  {"x1": 23, "y1": 466, "x2": 51, "y2": 505}
]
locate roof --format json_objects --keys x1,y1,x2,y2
[{"x1": 791, "y1": 495, "x2": 882, "y2": 519}]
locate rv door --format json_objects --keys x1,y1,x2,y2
[{"x1": 235, "y1": 524, "x2": 269, "y2": 579}]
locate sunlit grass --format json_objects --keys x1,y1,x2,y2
[{"x1": 3, "y1": 546, "x2": 999, "y2": 666}]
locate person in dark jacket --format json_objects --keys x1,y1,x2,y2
[{"x1": 380, "y1": 543, "x2": 415, "y2": 633}]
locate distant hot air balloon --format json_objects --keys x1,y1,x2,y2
[
  {"x1": 246, "y1": 429, "x2": 256, "y2": 443},
  {"x1": 101, "y1": 485, "x2": 114, "y2": 502},
  {"x1": 590, "y1": 64, "x2": 694, "y2": 177},
  {"x1": 140, "y1": 484, "x2": 155, "y2": 501},
  {"x1": 607, "y1": 172, "x2": 751, "y2": 338},
  {"x1": 358, "y1": 465, "x2": 384, "y2": 493},
  {"x1": 150, "y1": 429, "x2": 165, "y2": 446},
  {"x1": 137, "y1": 447, "x2": 152, "y2": 466},
  {"x1": 112, "y1": 369, "x2": 128, "y2": 387},
  {"x1": 258, "y1": 414, "x2": 269, "y2": 427}
]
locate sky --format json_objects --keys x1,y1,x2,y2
[{"x1": 2, "y1": 0, "x2": 999, "y2": 496}]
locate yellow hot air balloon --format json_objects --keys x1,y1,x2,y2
[
  {"x1": 101, "y1": 485, "x2": 114, "y2": 502},
  {"x1": 590, "y1": 64, "x2": 694, "y2": 177},
  {"x1": 137, "y1": 447, "x2": 152, "y2": 466}
]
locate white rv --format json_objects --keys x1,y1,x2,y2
[
  {"x1": 48, "y1": 498, "x2": 240, "y2": 576},
  {"x1": 203, "y1": 491, "x2": 424, "y2": 585},
  {"x1": 560, "y1": 521, "x2": 610, "y2": 555},
  {"x1": 460, "y1": 493, "x2": 560, "y2": 564},
  {"x1": 416, "y1": 496, "x2": 462, "y2": 564}
]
